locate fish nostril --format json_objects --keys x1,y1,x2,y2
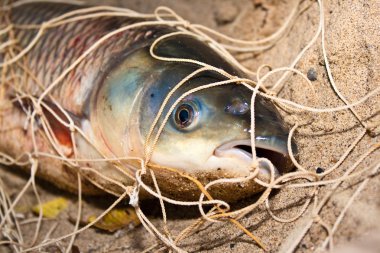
[{"x1": 225, "y1": 97, "x2": 249, "y2": 115}]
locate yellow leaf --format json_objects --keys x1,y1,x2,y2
[
  {"x1": 88, "y1": 207, "x2": 140, "y2": 232},
  {"x1": 32, "y1": 197, "x2": 68, "y2": 218}
]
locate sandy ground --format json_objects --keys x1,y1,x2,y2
[{"x1": 1, "y1": 0, "x2": 379, "y2": 252}]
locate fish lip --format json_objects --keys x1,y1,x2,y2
[
  {"x1": 214, "y1": 138, "x2": 294, "y2": 175},
  {"x1": 214, "y1": 139, "x2": 252, "y2": 160}
]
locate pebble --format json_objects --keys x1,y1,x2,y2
[
  {"x1": 214, "y1": 2, "x2": 239, "y2": 26},
  {"x1": 307, "y1": 68, "x2": 318, "y2": 81},
  {"x1": 316, "y1": 167, "x2": 325, "y2": 174}
]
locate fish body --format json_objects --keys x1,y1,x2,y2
[{"x1": 0, "y1": 3, "x2": 296, "y2": 201}]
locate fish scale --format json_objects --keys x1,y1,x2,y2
[{"x1": 10, "y1": 3, "x2": 160, "y2": 114}]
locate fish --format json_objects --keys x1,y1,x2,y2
[{"x1": 0, "y1": 3, "x2": 297, "y2": 201}]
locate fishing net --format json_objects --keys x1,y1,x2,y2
[{"x1": 0, "y1": 0, "x2": 379, "y2": 252}]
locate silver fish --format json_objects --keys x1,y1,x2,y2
[{"x1": 0, "y1": 3, "x2": 297, "y2": 201}]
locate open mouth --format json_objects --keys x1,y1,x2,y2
[{"x1": 214, "y1": 139, "x2": 293, "y2": 175}]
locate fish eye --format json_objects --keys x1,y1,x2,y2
[{"x1": 174, "y1": 103, "x2": 196, "y2": 128}]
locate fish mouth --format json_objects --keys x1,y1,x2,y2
[{"x1": 214, "y1": 138, "x2": 294, "y2": 176}]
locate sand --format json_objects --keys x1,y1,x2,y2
[{"x1": 0, "y1": 0, "x2": 379, "y2": 252}]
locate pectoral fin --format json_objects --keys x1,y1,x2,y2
[{"x1": 14, "y1": 97, "x2": 81, "y2": 156}]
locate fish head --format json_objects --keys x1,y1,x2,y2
[
  {"x1": 136, "y1": 34, "x2": 297, "y2": 178},
  {"x1": 146, "y1": 76, "x2": 297, "y2": 177},
  {"x1": 92, "y1": 32, "x2": 297, "y2": 196}
]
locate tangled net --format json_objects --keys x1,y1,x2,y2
[{"x1": 0, "y1": 0, "x2": 379, "y2": 252}]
